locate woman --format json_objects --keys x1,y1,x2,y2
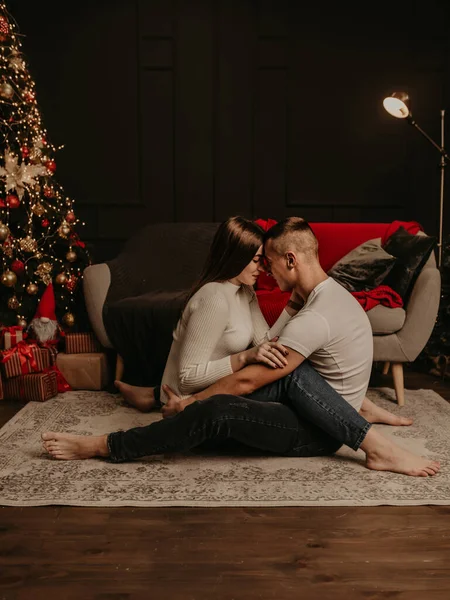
[
  {"x1": 114, "y1": 216, "x2": 301, "y2": 412},
  {"x1": 41, "y1": 217, "x2": 440, "y2": 477}
]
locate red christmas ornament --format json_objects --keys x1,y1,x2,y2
[
  {"x1": 6, "y1": 194, "x2": 20, "y2": 208},
  {"x1": 45, "y1": 159, "x2": 56, "y2": 174},
  {"x1": 66, "y1": 211, "x2": 76, "y2": 223},
  {"x1": 41, "y1": 136, "x2": 47, "y2": 146},
  {"x1": 21, "y1": 146, "x2": 30, "y2": 159},
  {"x1": 65, "y1": 274, "x2": 78, "y2": 292},
  {"x1": 41, "y1": 218, "x2": 50, "y2": 228},
  {"x1": 11, "y1": 259, "x2": 25, "y2": 275},
  {"x1": 43, "y1": 185, "x2": 53, "y2": 198},
  {"x1": 0, "y1": 16, "x2": 10, "y2": 43},
  {"x1": 23, "y1": 90, "x2": 35, "y2": 103}
]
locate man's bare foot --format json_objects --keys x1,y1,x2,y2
[
  {"x1": 360, "y1": 396, "x2": 413, "y2": 426},
  {"x1": 361, "y1": 428, "x2": 440, "y2": 477},
  {"x1": 42, "y1": 432, "x2": 109, "y2": 461},
  {"x1": 114, "y1": 380, "x2": 156, "y2": 412}
]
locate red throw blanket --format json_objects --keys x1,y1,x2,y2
[{"x1": 351, "y1": 285, "x2": 403, "y2": 311}]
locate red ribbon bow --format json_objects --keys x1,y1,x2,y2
[{"x1": 1, "y1": 340, "x2": 38, "y2": 374}]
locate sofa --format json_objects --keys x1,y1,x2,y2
[{"x1": 83, "y1": 220, "x2": 441, "y2": 406}]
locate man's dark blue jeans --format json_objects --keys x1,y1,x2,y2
[{"x1": 107, "y1": 362, "x2": 371, "y2": 463}]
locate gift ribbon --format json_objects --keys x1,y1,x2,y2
[
  {"x1": 1, "y1": 340, "x2": 38, "y2": 375},
  {"x1": 43, "y1": 365, "x2": 72, "y2": 393},
  {"x1": 1, "y1": 325, "x2": 27, "y2": 346}
]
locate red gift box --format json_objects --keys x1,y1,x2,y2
[
  {"x1": 3, "y1": 371, "x2": 58, "y2": 402},
  {"x1": 1, "y1": 325, "x2": 27, "y2": 349},
  {"x1": 65, "y1": 332, "x2": 103, "y2": 354},
  {"x1": 1, "y1": 341, "x2": 51, "y2": 379}
]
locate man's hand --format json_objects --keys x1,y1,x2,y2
[{"x1": 161, "y1": 384, "x2": 195, "y2": 419}]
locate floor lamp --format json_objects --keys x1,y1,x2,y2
[{"x1": 383, "y1": 91, "x2": 449, "y2": 267}]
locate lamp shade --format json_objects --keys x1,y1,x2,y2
[{"x1": 383, "y1": 92, "x2": 410, "y2": 118}]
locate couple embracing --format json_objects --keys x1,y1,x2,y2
[{"x1": 42, "y1": 217, "x2": 440, "y2": 478}]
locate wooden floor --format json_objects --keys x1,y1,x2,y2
[{"x1": 1, "y1": 370, "x2": 450, "y2": 600}]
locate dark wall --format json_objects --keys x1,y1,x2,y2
[{"x1": 11, "y1": 0, "x2": 450, "y2": 262}]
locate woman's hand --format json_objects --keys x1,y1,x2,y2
[{"x1": 243, "y1": 337, "x2": 289, "y2": 369}]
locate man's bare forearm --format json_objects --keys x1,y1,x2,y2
[{"x1": 192, "y1": 371, "x2": 254, "y2": 402}]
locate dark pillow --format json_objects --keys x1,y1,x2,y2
[
  {"x1": 382, "y1": 227, "x2": 437, "y2": 300},
  {"x1": 327, "y1": 238, "x2": 397, "y2": 292}
]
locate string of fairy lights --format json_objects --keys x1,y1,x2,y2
[{"x1": 0, "y1": 2, "x2": 90, "y2": 329}]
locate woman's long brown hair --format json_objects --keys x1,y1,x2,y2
[{"x1": 179, "y1": 216, "x2": 265, "y2": 320}]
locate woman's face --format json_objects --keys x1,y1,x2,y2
[{"x1": 234, "y1": 245, "x2": 265, "y2": 286}]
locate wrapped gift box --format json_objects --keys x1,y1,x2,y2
[
  {"x1": 1, "y1": 326, "x2": 26, "y2": 350},
  {"x1": 1, "y1": 342, "x2": 52, "y2": 379},
  {"x1": 4, "y1": 371, "x2": 58, "y2": 402},
  {"x1": 56, "y1": 352, "x2": 110, "y2": 390},
  {"x1": 65, "y1": 332, "x2": 103, "y2": 354}
]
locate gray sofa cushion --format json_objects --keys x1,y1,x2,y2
[
  {"x1": 367, "y1": 304, "x2": 406, "y2": 335},
  {"x1": 327, "y1": 238, "x2": 397, "y2": 292}
]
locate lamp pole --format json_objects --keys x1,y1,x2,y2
[
  {"x1": 405, "y1": 111, "x2": 448, "y2": 267},
  {"x1": 438, "y1": 109, "x2": 446, "y2": 268},
  {"x1": 383, "y1": 93, "x2": 449, "y2": 268}
]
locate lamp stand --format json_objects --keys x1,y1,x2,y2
[
  {"x1": 407, "y1": 111, "x2": 448, "y2": 268},
  {"x1": 438, "y1": 110, "x2": 446, "y2": 268}
]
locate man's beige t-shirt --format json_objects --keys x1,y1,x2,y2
[{"x1": 278, "y1": 277, "x2": 373, "y2": 411}]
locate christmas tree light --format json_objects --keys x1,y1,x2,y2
[{"x1": 0, "y1": 2, "x2": 91, "y2": 331}]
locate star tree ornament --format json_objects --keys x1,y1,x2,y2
[{"x1": 0, "y1": 150, "x2": 47, "y2": 199}]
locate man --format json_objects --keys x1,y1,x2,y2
[{"x1": 42, "y1": 218, "x2": 440, "y2": 476}]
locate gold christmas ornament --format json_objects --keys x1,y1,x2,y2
[
  {"x1": 7, "y1": 295, "x2": 19, "y2": 310},
  {"x1": 19, "y1": 235, "x2": 38, "y2": 253},
  {"x1": 32, "y1": 203, "x2": 45, "y2": 217},
  {"x1": 17, "y1": 317, "x2": 27, "y2": 328},
  {"x1": 66, "y1": 250, "x2": 77, "y2": 263},
  {"x1": 36, "y1": 262, "x2": 52, "y2": 285},
  {"x1": 0, "y1": 82, "x2": 14, "y2": 99},
  {"x1": 0, "y1": 222, "x2": 10, "y2": 242},
  {"x1": 26, "y1": 282, "x2": 38, "y2": 295},
  {"x1": 3, "y1": 244, "x2": 13, "y2": 258},
  {"x1": 63, "y1": 312, "x2": 75, "y2": 327},
  {"x1": 55, "y1": 272, "x2": 67, "y2": 285},
  {"x1": 1, "y1": 269, "x2": 17, "y2": 287},
  {"x1": 58, "y1": 221, "x2": 71, "y2": 238}
]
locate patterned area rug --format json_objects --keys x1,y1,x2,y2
[{"x1": 0, "y1": 388, "x2": 448, "y2": 507}]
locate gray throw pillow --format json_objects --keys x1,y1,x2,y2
[{"x1": 327, "y1": 238, "x2": 397, "y2": 292}]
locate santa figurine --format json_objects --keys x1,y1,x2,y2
[{"x1": 29, "y1": 283, "x2": 61, "y2": 344}]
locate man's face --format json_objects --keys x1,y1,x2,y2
[{"x1": 263, "y1": 239, "x2": 294, "y2": 292}]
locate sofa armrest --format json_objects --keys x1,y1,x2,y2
[
  {"x1": 396, "y1": 266, "x2": 441, "y2": 361},
  {"x1": 83, "y1": 264, "x2": 114, "y2": 349}
]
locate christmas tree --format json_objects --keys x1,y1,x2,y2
[{"x1": 0, "y1": 2, "x2": 91, "y2": 333}]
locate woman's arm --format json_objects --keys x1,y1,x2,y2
[
  {"x1": 178, "y1": 289, "x2": 289, "y2": 395},
  {"x1": 177, "y1": 292, "x2": 233, "y2": 394}
]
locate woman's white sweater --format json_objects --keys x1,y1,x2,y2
[{"x1": 160, "y1": 281, "x2": 291, "y2": 404}]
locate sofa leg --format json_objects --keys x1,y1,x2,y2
[
  {"x1": 115, "y1": 354, "x2": 124, "y2": 381},
  {"x1": 391, "y1": 363, "x2": 405, "y2": 407},
  {"x1": 382, "y1": 361, "x2": 390, "y2": 375}
]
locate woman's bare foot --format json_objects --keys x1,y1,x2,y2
[
  {"x1": 360, "y1": 396, "x2": 413, "y2": 426},
  {"x1": 361, "y1": 428, "x2": 440, "y2": 477},
  {"x1": 42, "y1": 432, "x2": 109, "y2": 461},
  {"x1": 114, "y1": 380, "x2": 156, "y2": 412}
]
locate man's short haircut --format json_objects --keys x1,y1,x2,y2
[{"x1": 263, "y1": 217, "x2": 319, "y2": 261}]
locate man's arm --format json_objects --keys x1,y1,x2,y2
[{"x1": 191, "y1": 346, "x2": 306, "y2": 401}]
